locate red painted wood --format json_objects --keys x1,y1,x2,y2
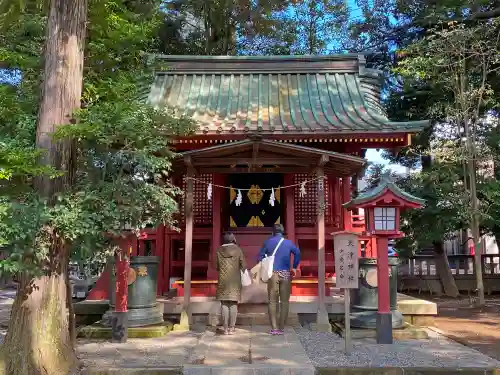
[
  {"x1": 208, "y1": 173, "x2": 222, "y2": 279},
  {"x1": 87, "y1": 267, "x2": 110, "y2": 300},
  {"x1": 231, "y1": 232, "x2": 269, "y2": 268},
  {"x1": 138, "y1": 239, "x2": 145, "y2": 256},
  {"x1": 376, "y1": 236, "x2": 390, "y2": 314},
  {"x1": 173, "y1": 279, "x2": 331, "y2": 297},
  {"x1": 284, "y1": 174, "x2": 296, "y2": 243},
  {"x1": 328, "y1": 175, "x2": 335, "y2": 227},
  {"x1": 342, "y1": 177, "x2": 352, "y2": 231},
  {"x1": 156, "y1": 224, "x2": 165, "y2": 296},
  {"x1": 131, "y1": 236, "x2": 138, "y2": 256},
  {"x1": 163, "y1": 233, "x2": 171, "y2": 293},
  {"x1": 333, "y1": 178, "x2": 341, "y2": 228},
  {"x1": 115, "y1": 256, "x2": 129, "y2": 313},
  {"x1": 371, "y1": 237, "x2": 378, "y2": 258}
]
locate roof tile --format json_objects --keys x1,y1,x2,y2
[{"x1": 149, "y1": 55, "x2": 429, "y2": 135}]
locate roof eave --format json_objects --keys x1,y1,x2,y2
[{"x1": 344, "y1": 181, "x2": 425, "y2": 208}]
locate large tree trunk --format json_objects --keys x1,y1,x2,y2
[
  {"x1": 1, "y1": 242, "x2": 76, "y2": 375},
  {"x1": 1, "y1": 0, "x2": 87, "y2": 374},
  {"x1": 433, "y1": 241, "x2": 460, "y2": 297}
]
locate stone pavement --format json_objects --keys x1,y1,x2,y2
[
  {"x1": 80, "y1": 326, "x2": 315, "y2": 375},
  {"x1": 79, "y1": 325, "x2": 500, "y2": 375},
  {"x1": 0, "y1": 289, "x2": 498, "y2": 375},
  {"x1": 184, "y1": 326, "x2": 315, "y2": 375},
  {"x1": 78, "y1": 330, "x2": 201, "y2": 370}
]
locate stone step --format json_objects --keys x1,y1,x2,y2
[
  {"x1": 237, "y1": 312, "x2": 300, "y2": 326},
  {"x1": 209, "y1": 311, "x2": 301, "y2": 327},
  {"x1": 238, "y1": 303, "x2": 267, "y2": 314}
]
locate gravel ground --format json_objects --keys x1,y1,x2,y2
[{"x1": 295, "y1": 327, "x2": 500, "y2": 368}]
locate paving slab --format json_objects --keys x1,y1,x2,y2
[
  {"x1": 78, "y1": 331, "x2": 202, "y2": 370},
  {"x1": 184, "y1": 326, "x2": 315, "y2": 375}
]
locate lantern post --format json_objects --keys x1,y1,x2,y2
[{"x1": 344, "y1": 179, "x2": 424, "y2": 344}]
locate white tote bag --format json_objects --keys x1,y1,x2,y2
[
  {"x1": 241, "y1": 269, "x2": 252, "y2": 287},
  {"x1": 260, "y1": 238, "x2": 284, "y2": 282}
]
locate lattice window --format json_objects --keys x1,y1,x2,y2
[
  {"x1": 179, "y1": 173, "x2": 213, "y2": 226},
  {"x1": 294, "y1": 173, "x2": 332, "y2": 226}
]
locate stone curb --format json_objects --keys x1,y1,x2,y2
[
  {"x1": 315, "y1": 368, "x2": 500, "y2": 375},
  {"x1": 81, "y1": 367, "x2": 500, "y2": 375},
  {"x1": 81, "y1": 368, "x2": 182, "y2": 375},
  {"x1": 427, "y1": 326, "x2": 482, "y2": 352}
]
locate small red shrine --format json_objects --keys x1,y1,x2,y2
[{"x1": 88, "y1": 55, "x2": 429, "y2": 302}]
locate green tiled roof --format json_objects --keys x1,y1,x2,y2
[
  {"x1": 148, "y1": 55, "x2": 430, "y2": 135},
  {"x1": 345, "y1": 178, "x2": 425, "y2": 207}
]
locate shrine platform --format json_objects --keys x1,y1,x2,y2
[
  {"x1": 159, "y1": 292, "x2": 437, "y2": 318},
  {"x1": 74, "y1": 291, "x2": 437, "y2": 329}
]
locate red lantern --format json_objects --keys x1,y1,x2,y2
[{"x1": 344, "y1": 178, "x2": 424, "y2": 344}]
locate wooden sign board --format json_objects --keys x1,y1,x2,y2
[
  {"x1": 334, "y1": 232, "x2": 360, "y2": 289},
  {"x1": 333, "y1": 232, "x2": 360, "y2": 354}
]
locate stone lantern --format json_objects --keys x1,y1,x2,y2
[{"x1": 344, "y1": 178, "x2": 424, "y2": 344}]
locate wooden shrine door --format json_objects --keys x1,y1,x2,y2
[{"x1": 227, "y1": 173, "x2": 283, "y2": 229}]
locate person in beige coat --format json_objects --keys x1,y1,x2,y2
[{"x1": 216, "y1": 232, "x2": 247, "y2": 335}]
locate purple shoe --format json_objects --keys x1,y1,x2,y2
[
  {"x1": 269, "y1": 329, "x2": 279, "y2": 335},
  {"x1": 275, "y1": 329, "x2": 284, "y2": 335}
]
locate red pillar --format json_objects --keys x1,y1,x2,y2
[
  {"x1": 131, "y1": 236, "x2": 138, "y2": 256},
  {"x1": 342, "y1": 177, "x2": 352, "y2": 231},
  {"x1": 156, "y1": 224, "x2": 165, "y2": 296},
  {"x1": 376, "y1": 236, "x2": 392, "y2": 344},
  {"x1": 284, "y1": 174, "x2": 296, "y2": 243},
  {"x1": 208, "y1": 173, "x2": 222, "y2": 279},
  {"x1": 332, "y1": 177, "x2": 341, "y2": 228},
  {"x1": 115, "y1": 253, "x2": 129, "y2": 313},
  {"x1": 112, "y1": 235, "x2": 131, "y2": 342},
  {"x1": 284, "y1": 174, "x2": 297, "y2": 276}
]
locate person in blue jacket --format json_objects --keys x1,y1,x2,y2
[{"x1": 258, "y1": 224, "x2": 300, "y2": 335}]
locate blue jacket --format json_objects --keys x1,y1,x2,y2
[{"x1": 258, "y1": 234, "x2": 300, "y2": 271}]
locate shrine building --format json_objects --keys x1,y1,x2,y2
[{"x1": 87, "y1": 55, "x2": 429, "y2": 302}]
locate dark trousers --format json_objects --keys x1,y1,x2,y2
[{"x1": 267, "y1": 272, "x2": 292, "y2": 330}]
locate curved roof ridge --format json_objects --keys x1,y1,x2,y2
[{"x1": 156, "y1": 54, "x2": 366, "y2": 75}]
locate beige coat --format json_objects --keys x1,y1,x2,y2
[{"x1": 216, "y1": 244, "x2": 246, "y2": 301}]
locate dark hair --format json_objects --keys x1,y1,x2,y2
[
  {"x1": 223, "y1": 232, "x2": 236, "y2": 245},
  {"x1": 273, "y1": 224, "x2": 285, "y2": 235}
]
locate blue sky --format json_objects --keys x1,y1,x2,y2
[
  {"x1": 342, "y1": 0, "x2": 407, "y2": 175},
  {"x1": 365, "y1": 149, "x2": 407, "y2": 174}
]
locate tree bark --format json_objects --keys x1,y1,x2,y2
[
  {"x1": 35, "y1": 0, "x2": 86, "y2": 197},
  {"x1": 1, "y1": 242, "x2": 76, "y2": 375},
  {"x1": 433, "y1": 241, "x2": 459, "y2": 297},
  {"x1": 1, "y1": 0, "x2": 87, "y2": 374}
]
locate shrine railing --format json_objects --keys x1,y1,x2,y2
[
  {"x1": 398, "y1": 254, "x2": 500, "y2": 277},
  {"x1": 398, "y1": 254, "x2": 500, "y2": 294}
]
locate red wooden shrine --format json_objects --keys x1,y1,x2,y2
[{"x1": 87, "y1": 55, "x2": 428, "y2": 302}]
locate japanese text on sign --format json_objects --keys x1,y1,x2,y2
[{"x1": 334, "y1": 233, "x2": 359, "y2": 289}]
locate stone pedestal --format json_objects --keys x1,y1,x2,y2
[
  {"x1": 103, "y1": 304, "x2": 163, "y2": 328},
  {"x1": 111, "y1": 311, "x2": 128, "y2": 343}
]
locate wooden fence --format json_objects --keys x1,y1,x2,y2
[{"x1": 398, "y1": 254, "x2": 500, "y2": 295}]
